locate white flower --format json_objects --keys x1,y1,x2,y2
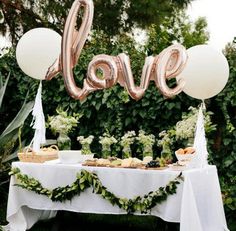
[
  {"x1": 175, "y1": 106, "x2": 215, "y2": 141},
  {"x1": 157, "y1": 130, "x2": 172, "y2": 147},
  {"x1": 77, "y1": 135, "x2": 94, "y2": 154},
  {"x1": 99, "y1": 133, "x2": 117, "y2": 148},
  {"x1": 47, "y1": 108, "x2": 82, "y2": 135},
  {"x1": 120, "y1": 131, "x2": 136, "y2": 147},
  {"x1": 136, "y1": 130, "x2": 155, "y2": 146},
  {"x1": 77, "y1": 135, "x2": 94, "y2": 145}
]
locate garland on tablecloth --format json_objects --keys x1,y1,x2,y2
[{"x1": 9, "y1": 167, "x2": 183, "y2": 214}]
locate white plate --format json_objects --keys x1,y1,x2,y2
[{"x1": 168, "y1": 163, "x2": 186, "y2": 171}]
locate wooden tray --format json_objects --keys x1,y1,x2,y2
[
  {"x1": 138, "y1": 166, "x2": 168, "y2": 170},
  {"x1": 82, "y1": 163, "x2": 168, "y2": 170}
]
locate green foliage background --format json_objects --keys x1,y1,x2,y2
[
  {"x1": 0, "y1": 0, "x2": 192, "y2": 44},
  {"x1": 0, "y1": 10, "x2": 235, "y2": 231}
]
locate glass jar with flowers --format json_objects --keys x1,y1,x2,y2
[
  {"x1": 136, "y1": 130, "x2": 155, "y2": 159},
  {"x1": 120, "y1": 131, "x2": 136, "y2": 158},
  {"x1": 157, "y1": 130, "x2": 173, "y2": 161},
  {"x1": 99, "y1": 133, "x2": 117, "y2": 158},
  {"x1": 77, "y1": 135, "x2": 94, "y2": 155},
  {"x1": 47, "y1": 108, "x2": 82, "y2": 150}
]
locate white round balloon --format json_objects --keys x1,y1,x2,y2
[
  {"x1": 16, "y1": 28, "x2": 61, "y2": 80},
  {"x1": 176, "y1": 45, "x2": 229, "y2": 100}
]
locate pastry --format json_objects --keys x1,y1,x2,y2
[
  {"x1": 184, "y1": 147, "x2": 195, "y2": 154},
  {"x1": 83, "y1": 158, "x2": 97, "y2": 166},
  {"x1": 121, "y1": 158, "x2": 133, "y2": 167},
  {"x1": 110, "y1": 159, "x2": 122, "y2": 167},
  {"x1": 130, "y1": 158, "x2": 142, "y2": 167},
  {"x1": 97, "y1": 158, "x2": 111, "y2": 166},
  {"x1": 176, "y1": 148, "x2": 185, "y2": 155},
  {"x1": 142, "y1": 156, "x2": 153, "y2": 165},
  {"x1": 108, "y1": 156, "x2": 117, "y2": 161}
]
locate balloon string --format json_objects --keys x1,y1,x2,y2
[{"x1": 201, "y1": 99, "x2": 206, "y2": 110}]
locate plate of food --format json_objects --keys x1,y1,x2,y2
[
  {"x1": 168, "y1": 161, "x2": 187, "y2": 171},
  {"x1": 140, "y1": 160, "x2": 168, "y2": 170},
  {"x1": 175, "y1": 147, "x2": 196, "y2": 162}
]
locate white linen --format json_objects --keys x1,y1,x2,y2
[{"x1": 6, "y1": 162, "x2": 228, "y2": 231}]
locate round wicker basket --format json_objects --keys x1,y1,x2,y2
[{"x1": 17, "y1": 145, "x2": 59, "y2": 163}]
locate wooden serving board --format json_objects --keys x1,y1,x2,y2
[
  {"x1": 138, "y1": 166, "x2": 168, "y2": 170},
  {"x1": 82, "y1": 163, "x2": 168, "y2": 170}
]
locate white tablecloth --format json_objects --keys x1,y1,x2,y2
[{"x1": 5, "y1": 162, "x2": 229, "y2": 231}]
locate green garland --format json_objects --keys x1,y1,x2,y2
[{"x1": 9, "y1": 167, "x2": 183, "y2": 214}]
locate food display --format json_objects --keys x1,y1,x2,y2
[
  {"x1": 175, "y1": 147, "x2": 196, "y2": 162},
  {"x1": 145, "y1": 160, "x2": 160, "y2": 168},
  {"x1": 175, "y1": 147, "x2": 196, "y2": 155},
  {"x1": 121, "y1": 158, "x2": 142, "y2": 168},
  {"x1": 83, "y1": 157, "x2": 142, "y2": 168},
  {"x1": 83, "y1": 156, "x2": 169, "y2": 170},
  {"x1": 168, "y1": 161, "x2": 186, "y2": 171},
  {"x1": 142, "y1": 156, "x2": 153, "y2": 165}
]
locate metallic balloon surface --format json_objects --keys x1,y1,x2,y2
[{"x1": 46, "y1": 0, "x2": 188, "y2": 100}]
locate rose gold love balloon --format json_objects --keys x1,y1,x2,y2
[{"x1": 46, "y1": 0, "x2": 188, "y2": 100}]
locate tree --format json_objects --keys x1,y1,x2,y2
[{"x1": 0, "y1": 0, "x2": 193, "y2": 45}]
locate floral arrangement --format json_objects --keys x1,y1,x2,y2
[
  {"x1": 120, "y1": 131, "x2": 136, "y2": 158},
  {"x1": 77, "y1": 135, "x2": 94, "y2": 155},
  {"x1": 136, "y1": 130, "x2": 155, "y2": 158},
  {"x1": 47, "y1": 108, "x2": 82, "y2": 135},
  {"x1": 157, "y1": 130, "x2": 173, "y2": 161},
  {"x1": 175, "y1": 106, "x2": 216, "y2": 145},
  {"x1": 99, "y1": 132, "x2": 117, "y2": 158},
  {"x1": 47, "y1": 108, "x2": 82, "y2": 150}
]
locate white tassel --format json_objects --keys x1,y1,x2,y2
[
  {"x1": 190, "y1": 103, "x2": 209, "y2": 168},
  {"x1": 31, "y1": 81, "x2": 46, "y2": 152}
]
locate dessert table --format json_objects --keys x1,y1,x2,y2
[{"x1": 5, "y1": 161, "x2": 229, "y2": 231}]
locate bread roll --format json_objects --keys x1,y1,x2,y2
[
  {"x1": 184, "y1": 147, "x2": 195, "y2": 154},
  {"x1": 176, "y1": 148, "x2": 185, "y2": 155}
]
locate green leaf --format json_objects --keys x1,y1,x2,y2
[
  {"x1": 79, "y1": 177, "x2": 86, "y2": 185},
  {"x1": 0, "y1": 72, "x2": 10, "y2": 108},
  {"x1": 80, "y1": 183, "x2": 85, "y2": 190},
  {"x1": 0, "y1": 100, "x2": 34, "y2": 146}
]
